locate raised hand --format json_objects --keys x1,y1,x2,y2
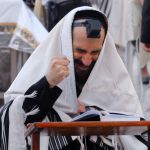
[{"x1": 46, "y1": 56, "x2": 70, "y2": 87}]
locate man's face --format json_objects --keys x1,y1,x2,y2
[{"x1": 73, "y1": 26, "x2": 106, "y2": 78}]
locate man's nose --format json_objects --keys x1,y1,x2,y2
[{"x1": 82, "y1": 54, "x2": 93, "y2": 66}]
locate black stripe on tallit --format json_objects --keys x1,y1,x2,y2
[
  {"x1": 99, "y1": 0, "x2": 105, "y2": 12},
  {"x1": 47, "y1": 110, "x2": 72, "y2": 150},
  {"x1": 105, "y1": 0, "x2": 112, "y2": 18},
  {"x1": 0, "y1": 101, "x2": 13, "y2": 150},
  {"x1": 135, "y1": 135, "x2": 149, "y2": 148},
  {"x1": 99, "y1": 0, "x2": 112, "y2": 18},
  {"x1": 103, "y1": 0, "x2": 109, "y2": 14}
]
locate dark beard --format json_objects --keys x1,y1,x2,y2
[{"x1": 74, "y1": 59, "x2": 96, "y2": 96}]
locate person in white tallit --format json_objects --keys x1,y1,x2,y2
[{"x1": 0, "y1": 6, "x2": 148, "y2": 150}]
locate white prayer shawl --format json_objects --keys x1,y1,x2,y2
[
  {"x1": 0, "y1": 0, "x2": 48, "y2": 53},
  {"x1": 108, "y1": 0, "x2": 141, "y2": 47},
  {"x1": 4, "y1": 6, "x2": 146, "y2": 150}
]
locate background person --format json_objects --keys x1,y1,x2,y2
[{"x1": 140, "y1": 0, "x2": 150, "y2": 84}]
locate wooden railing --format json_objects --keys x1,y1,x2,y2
[{"x1": 25, "y1": 121, "x2": 150, "y2": 150}]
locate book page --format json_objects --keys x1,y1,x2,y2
[
  {"x1": 71, "y1": 109, "x2": 141, "y2": 122},
  {"x1": 101, "y1": 113, "x2": 140, "y2": 121},
  {"x1": 71, "y1": 110, "x2": 101, "y2": 121}
]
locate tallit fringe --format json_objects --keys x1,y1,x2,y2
[
  {"x1": 90, "y1": 135, "x2": 117, "y2": 150},
  {"x1": 24, "y1": 91, "x2": 37, "y2": 98},
  {"x1": 25, "y1": 107, "x2": 40, "y2": 116},
  {"x1": 77, "y1": 136, "x2": 85, "y2": 150},
  {"x1": 24, "y1": 91, "x2": 40, "y2": 118},
  {"x1": 112, "y1": 135, "x2": 118, "y2": 150}
]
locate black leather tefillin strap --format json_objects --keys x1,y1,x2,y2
[{"x1": 73, "y1": 19, "x2": 102, "y2": 38}]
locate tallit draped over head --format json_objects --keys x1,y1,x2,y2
[{"x1": 4, "y1": 6, "x2": 143, "y2": 118}]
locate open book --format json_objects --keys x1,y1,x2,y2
[{"x1": 71, "y1": 109, "x2": 141, "y2": 122}]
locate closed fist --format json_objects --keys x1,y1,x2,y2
[{"x1": 46, "y1": 56, "x2": 70, "y2": 87}]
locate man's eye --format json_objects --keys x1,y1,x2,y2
[
  {"x1": 76, "y1": 49, "x2": 86, "y2": 54},
  {"x1": 91, "y1": 51, "x2": 100, "y2": 55}
]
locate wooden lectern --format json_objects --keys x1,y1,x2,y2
[{"x1": 25, "y1": 121, "x2": 150, "y2": 150}]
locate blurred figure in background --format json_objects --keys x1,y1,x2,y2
[
  {"x1": 139, "y1": 0, "x2": 150, "y2": 122},
  {"x1": 23, "y1": 0, "x2": 35, "y2": 9},
  {"x1": 33, "y1": 0, "x2": 92, "y2": 31},
  {"x1": 140, "y1": 0, "x2": 150, "y2": 84},
  {"x1": 141, "y1": 0, "x2": 150, "y2": 50},
  {"x1": 89, "y1": 0, "x2": 112, "y2": 18},
  {"x1": 0, "y1": 0, "x2": 48, "y2": 107}
]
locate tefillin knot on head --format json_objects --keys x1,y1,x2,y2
[{"x1": 73, "y1": 18, "x2": 102, "y2": 38}]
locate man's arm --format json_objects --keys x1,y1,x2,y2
[
  {"x1": 23, "y1": 76, "x2": 62, "y2": 125},
  {"x1": 23, "y1": 56, "x2": 70, "y2": 125}
]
